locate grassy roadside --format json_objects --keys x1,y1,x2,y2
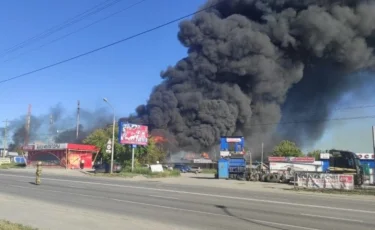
[
  {"x1": 91, "y1": 168, "x2": 181, "y2": 178},
  {"x1": 0, "y1": 163, "x2": 26, "y2": 169},
  {"x1": 0, "y1": 220, "x2": 37, "y2": 230},
  {"x1": 201, "y1": 168, "x2": 217, "y2": 174},
  {"x1": 285, "y1": 187, "x2": 375, "y2": 196}
]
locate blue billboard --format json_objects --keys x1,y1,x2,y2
[{"x1": 219, "y1": 136, "x2": 245, "y2": 157}]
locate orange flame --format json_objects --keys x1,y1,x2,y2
[
  {"x1": 152, "y1": 135, "x2": 167, "y2": 143},
  {"x1": 201, "y1": 152, "x2": 209, "y2": 159}
]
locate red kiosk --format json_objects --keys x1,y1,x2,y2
[{"x1": 25, "y1": 143, "x2": 99, "y2": 169}]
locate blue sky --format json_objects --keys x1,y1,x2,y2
[
  {"x1": 0, "y1": 0, "x2": 204, "y2": 117},
  {"x1": 0, "y1": 0, "x2": 204, "y2": 129},
  {"x1": 0, "y1": 0, "x2": 374, "y2": 153}
]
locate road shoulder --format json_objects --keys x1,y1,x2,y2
[{"x1": 0, "y1": 193, "x2": 193, "y2": 230}]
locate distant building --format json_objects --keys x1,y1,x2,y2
[{"x1": 0, "y1": 148, "x2": 8, "y2": 157}]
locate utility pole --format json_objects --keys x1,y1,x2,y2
[
  {"x1": 3, "y1": 120, "x2": 8, "y2": 158},
  {"x1": 24, "y1": 104, "x2": 31, "y2": 146},
  {"x1": 76, "y1": 100, "x2": 80, "y2": 140},
  {"x1": 49, "y1": 114, "x2": 53, "y2": 144},
  {"x1": 249, "y1": 150, "x2": 252, "y2": 167},
  {"x1": 261, "y1": 142, "x2": 264, "y2": 171}
]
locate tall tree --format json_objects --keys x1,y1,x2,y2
[
  {"x1": 272, "y1": 140, "x2": 303, "y2": 157},
  {"x1": 83, "y1": 126, "x2": 166, "y2": 167},
  {"x1": 83, "y1": 124, "x2": 127, "y2": 163},
  {"x1": 138, "y1": 136, "x2": 166, "y2": 165}
]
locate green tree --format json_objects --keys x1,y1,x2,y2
[
  {"x1": 272, "y1": 140, "x2": 303, "y2": 157},
  {"x1": 307, "y1": 150, "x2": 322, "y2": 160},
  {"x1": 83, "y1": 126, "x2": 166, "y2": 167},
  {"x1": 138, "y1": 137, "x2": 166, "y2": 165},
  {"x1": 83, "y1": 124, "x2": 127, "y2": 164}
]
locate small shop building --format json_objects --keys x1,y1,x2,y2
[{"x1": 24, "y1": 143, "x2": 99, "y2": 169}]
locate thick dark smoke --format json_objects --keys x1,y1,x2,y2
[
  {"x1": 7, "y1": 103, "x2": 112, "y2": 148},
  {"x1": 122, "y1": 0, "x2": 375, "y2": 155}
]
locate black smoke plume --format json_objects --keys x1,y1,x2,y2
[
  {"x1": 123, "y1": 0, "x2": 375, "y2": 155},
  {"x1": 7, "y1": 103, "x2": 112, "y2": 149}
]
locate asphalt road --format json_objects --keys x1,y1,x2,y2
[{"x1": 0, "y1": 170, "x2": 375, "y2": 230}]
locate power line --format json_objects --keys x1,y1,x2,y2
[
  {"x1": 249, "y1": 114, "x2": 375, "y2": 128},
  {"x1": 0, "y1": 1, "x2": 222, "y2": 85},
  {"x1": 0, "y1": 0, "x2": 120, "y2": 56},
  {"x1": 0, "y1": 0, "x2": 122, "y2": 58},
  {"x1": 3, "y1": 0, "x2": 147, "y2": 64},
  {"x1": 332, "y1": 104, "x2": 375, "y2": 111}
]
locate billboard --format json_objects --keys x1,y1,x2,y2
[
  {"x1": 356, "y1": 153, "x2": 375, "y2": 160},
  {"x1": 296, "y1": 172, "x2": 354, "y2": 190},
  {"x1": 220, "y1": 136, "x2": 245, "y2": 157},
  {"x1": 118, "y1": 123, "x2": 148, "y2": 146},
  {"x1": 268, "y1": 156, "x2": 315, "y2": 163},
  {"x1": 35, "y1": 143, "x2": 68, "y2": 150},
  {"x1": 269, "y1": 162, "x2": 323, "y2": 173}
]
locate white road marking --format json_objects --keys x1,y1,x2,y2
[
  {"x1": 7, "y1": 184, "x2": 320, "y2": 230},
  {"x1": 149, "y1": 195, "x2": 179, "y2": 200},
  {"x1": 1, "y1": 173, "x2": 375, "y2": 214},
  {"x1": 301, "y1": 213, "x2": 364, "y2": 223}
]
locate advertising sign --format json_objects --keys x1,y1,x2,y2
[
  {"x1": 319, "y1": 153, "x2": 330, "y2": 159},
  {"x1": 13, "y1": 156, "x2": 26, "y2": 165},
  {"x1": 0, "y1": 158, "x2": 11, "y2": 165},
  {"x1": 268, "y1": 156, "x2": 315, "y2": 163},
  {"x1": 356, "y1": 153, "x2": 375, "y2": 160},
  {"x1": 193, "y1": 159, "x2": 213, "y2": 164},
  {"x1": 22, "y1": 145, "x2": 35, "y2": 151},
  {"x1": 296, "y1": 172, "x2": 354, "y2": 190},
  {"x1": 269, "y1": 162, "x2": 322, "y2": 173},
  {"x1": 226, "y1": 138, "x2": 242, "y2": 142},
  {"x1": 34, "y1": 143, "x2": 68, "y2": 150},
  {"x1": 118, "y1": 123, "x2": 148, "y2": 146}
]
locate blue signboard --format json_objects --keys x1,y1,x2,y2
[
  {"x1": 13, "y1": 156, "x2": 26, "y2": 165},
  {"x1": 220, "y1": 136, "x2": 245, "y2": 153}
]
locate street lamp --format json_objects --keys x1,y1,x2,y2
[{"x1": 103, "y1": 97, "x2": 115, "y2": 174}]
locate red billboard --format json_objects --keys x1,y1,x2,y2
[{"x1": 119, "y1": 123, "x2": 148, "y2": 146}]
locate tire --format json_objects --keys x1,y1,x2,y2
[
  {"x1": 266, "y1": 174, "x2": 273, "y2": 182},
  {"x1": 273, "y1": 174, "x2": 280, "y2": 183}
]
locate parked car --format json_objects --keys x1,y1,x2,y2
[
  {"x1": 183, "y1": 165, "x2": 202, "y2": 174},
  {"x1": 189, "y1": 166, "x2": 202, "y2": 174},
  {"x1": 94, "y1": 162, "x2": 122, "y2": 173},
  {"x1": 173, "y1": 164, "x2": 188, "y2": 173},
  {"x1": 173, "y1": 164, "x2": 202, "y2": 173},
  {"x1": 163, "y1": 165, "x2": 173, "y2": 171}
]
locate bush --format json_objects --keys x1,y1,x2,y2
[
  {"x1": 0, "y1": 220, "x2": 37, "y2": 230},
  {"x1": 120, "y1": 167, "x2": 180, "y2": 178},
  {"x1": 148, "y1": 170, "x2": 181, "y2": 178},
  {"x1": 0, "y1": 163, "x2": 26, "y2": 169},
  {"x1": 123, "y1": 167, "x2": 151, "y2": 175},
  {"x1": 201, "y1": 168, "x2": 217, "y2": 174}
]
